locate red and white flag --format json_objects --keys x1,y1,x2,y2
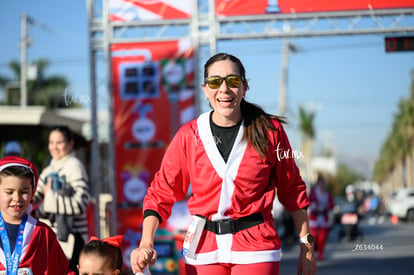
[{"x1": 109, "y1": 0, "x2": 193, "y2": 21}]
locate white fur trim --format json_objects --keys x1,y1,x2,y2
[
  {"x1": 0, "y1": 163, "x2": 36, "y2": 187},
  {"x1": 196, "y1": 111, "x2": 255, "y2": 264},
  {"x1": 197, "y1": 111, "x2": 226, "y2": 178},
  {"x1": 183, "y1": 249, "x2": 281, "y2": 265}
]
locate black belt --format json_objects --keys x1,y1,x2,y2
[{"x1": 198, "y1": 213, "x2": 264, "y2": 235}]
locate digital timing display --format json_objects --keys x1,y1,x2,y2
[{"x1": 385, "y1": 36, "x2": 414, "y2": 52}]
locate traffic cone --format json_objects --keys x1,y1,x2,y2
[{"x1": 390, "y1": 215, "x2": 398, "y2": 225}]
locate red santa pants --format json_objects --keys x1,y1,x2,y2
[
  {"x1": 185, "y1": 262, "x2": 280, "y2": 275},
  {"x1": 310, "y1": 226, "x2": 329, "y2": 259}
]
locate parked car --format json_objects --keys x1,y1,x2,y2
[{"x1": 387, "y1": 188, "x2": 414, "y2": 222}]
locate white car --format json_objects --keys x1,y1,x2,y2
[{"x1": 387, "y1": 188, "x2": 414, "y2": 221}]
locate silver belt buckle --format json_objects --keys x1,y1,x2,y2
[{"x1": 216, "y1": 218, "x2": 235, "y2": 234}]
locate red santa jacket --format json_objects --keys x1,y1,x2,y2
[
  {"x1": 309, "y1": 185, "x2": 334, "y2": 228},
  {"x1": 144, "y1": 111, "x2": 309, "y2": 265},
  {"x1": 0, "y1": 215, "x2": 70, "y2": 274}
]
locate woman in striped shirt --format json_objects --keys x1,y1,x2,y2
[{"x1": 33, "y1": 125, "x2": 90, "y2": 273}]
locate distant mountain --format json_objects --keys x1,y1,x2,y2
[{"x1": 337, "y1": 151, "x2": 374, "y2": 179}]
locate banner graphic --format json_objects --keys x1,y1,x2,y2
[
  {"x1": 109, "y1": 0, "x2": 193, "y2": 21},
  {"x1": 215, "y1": 0, "x2": 414, "y2": 16},
  {"x1": 110, "y1": 39, "x2": 195, "y2": 264}
]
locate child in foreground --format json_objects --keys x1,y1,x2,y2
[
  {"x1": 78, "y1": 235, "x2": 126, "y2": 275},
  {"x1": 0, "y1": 156, "x2": 71, "y2": 274}
]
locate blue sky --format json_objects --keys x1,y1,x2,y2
[
  {"x1": 211, "y1": 36, "x2": 414, "y2": 177},
  {"x1": 0, "y1": 1, "x2": 90, "y2": 100},
  {"x1": 1, "y1": 1, "x2": 414, "y2": 178}
]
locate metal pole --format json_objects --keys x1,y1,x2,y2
[
  {"x1": 86, "y1": 0, "x2": 101, "y2": 238},
  {"x1": 103, "y1": 0, "x2": 118, "y2": 236},
  {"x1": 20, "y1": 13, "x2": 28, "y2": 108},
  {"x1": 191, "y1": 0, "x2": 201, "y2": 116},
  {"x1": 278, "y1": 38, "x2": 289, "y2": 116},
  {"x1": 209, "y1": 0, "x2": 217, "y2": 55}
]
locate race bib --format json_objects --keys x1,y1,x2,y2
[{"x1": 181, "y1": 215, "x2": 206, "y2": 259}]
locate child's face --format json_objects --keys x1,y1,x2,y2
[
  {"x1": 78, "y1": 254, "x2": 120, "y2": 275},
  {"x1": 0, "y1": 175, "x2": 32, "y2": 224}
]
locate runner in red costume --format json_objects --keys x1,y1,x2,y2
[
  {"x1": 309, "y1": 175, "x2": 334, "y2": 260},
  {"x1": 131, "y1": 53, "x2": 317, "y2": 275}
]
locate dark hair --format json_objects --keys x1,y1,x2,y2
[
  {"x1": 80, "y1": 240, "x2": 123, "y2": 272},
  {"x1": 50, "y1": 125, "x2": 74, "y2": 143},
  {"x1": 204, "y1": 53, "x2": 248, "y2": 89},
  {"x1": 204, "y1": 53, "x2": 286, "y2": 157},
  {"x1": 0, "y1": 166, "x2": 35, "y2": 187},
  {"x1": 316, "y1": 173, "x2": 325, "y2": 184}
]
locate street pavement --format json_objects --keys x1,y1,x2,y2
[{"x1": 279, "y1": 215, "x2": 414, "y2": 274}]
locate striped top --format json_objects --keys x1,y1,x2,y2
[{"x1": 33, "y1": 152, "x2": 90, "y2": 243}]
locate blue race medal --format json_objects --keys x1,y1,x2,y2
[{"x1": 0, "y1": 213, "x2": 27, "y2": 275}]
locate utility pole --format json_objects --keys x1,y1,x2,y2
[
  {"x1": 20, "y1": 13, "x2": 32, "y2": 107},
  {"x1": 278, "y1": 25, "x2": 297, "y2": 116},
  {"x1": 20, "y1": 13, "x2": 28, "y2": 107},
  {"x1": 278, "y1": 38, "x2": 289, "y2": 116}
]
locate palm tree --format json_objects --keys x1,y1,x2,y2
[
  {"x1": 298, "y1": 105, "x2": 316, "y2": 182},
  {"x1": 398, "y1": 98, "x2": 414, "y2": 188},
  {"x1": 0, "y1": 58, "x2": 74, "y2": 108},
  {"x1": 374, "y1": 71, "x2": 414, "y2": 198},
  {"x1": 405, "y1": 75, "x2": 414, "y2": 188},
  {"x1": 0, "y1": 76, "x2": 8, "y2": 89}
]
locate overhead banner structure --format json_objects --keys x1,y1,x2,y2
[
  {"x1": 109, "y1": 0, "x2": 193, "y2": 21},
  {"x1": 215, "y1": 0, "x2": 414, "y2": 16},
  {"x1": 109, "y1": 0, "x2": 414, "y2": 21},
  {"x1": 110, "y1": 39, "x2": 195, "y2": 264}
]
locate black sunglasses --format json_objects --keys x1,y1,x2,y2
[{"x1": 205, "y1": 74, "x2": 242, "y2": 89}]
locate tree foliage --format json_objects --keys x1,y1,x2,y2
[
  {"x1": 325, "y1": 163, "x2": 364, "y2": 197},
  {"x1": 0, "y1": 58, "x2": 79, "y2": 108},
  {"x1": 373, "y1": 71, "x2": 414, "y2": 183},
  {"x1": 299, "y1": 105, "x2": 315, "y2": 139}
]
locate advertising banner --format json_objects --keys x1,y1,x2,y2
[
  {"x1": 110, "y1": 38, "x2": 195, "y2": 267},
  {"x1": 215, "y1": 0, "x2": 414, "y2": 16},
  {"x1": 109, "y1": 0, "x2": 193, "y2": 21}
]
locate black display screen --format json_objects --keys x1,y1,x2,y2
[{"x1": 385, "y1": 36, "x2": 414, "y2": 52}]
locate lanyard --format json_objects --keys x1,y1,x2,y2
[{"x1": 0, "y1": 213, "x2": 27, "y2": 275}]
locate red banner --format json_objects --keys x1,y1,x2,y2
[
  {"x1": 110, "y1": 39, "x2": 195, "y2": 267},
  {"x1": 109, "y1": 0, "x2": 193, "y2": 21},
  {"x1": 216, "y1": 0, "x2": 414, "y2": 16}
]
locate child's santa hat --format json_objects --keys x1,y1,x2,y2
[{"x1": 0, "y1": 156, "x2": 38, "y2": 195}]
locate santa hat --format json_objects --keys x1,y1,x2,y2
[{"x1": 0, "y1": 156, "x2": 38, "y2": 195}]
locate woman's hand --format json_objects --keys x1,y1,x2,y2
[
  {"x1": 130, "y1": 246, "x2": 157, "y2": 273},
  {"x1": 43, "y1": 176, "x2": 52, "y2": 195},
  {"x1": 297, "y1": 244, "x2": 317, "y2": 275}
]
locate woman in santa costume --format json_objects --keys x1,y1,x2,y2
[
  {"x1": 309, "y1": 174, "x2": 334, "y2": 260},
  {"x1": 0, "y1": 156, "x2": 72, "y2": 274},
  {"x1": 131, "y1": 53, "x2": 317, "y2": 275}
]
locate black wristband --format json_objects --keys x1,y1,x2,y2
[{"x1": 143, "y1": 209, "x2": 162, "y2": 223}]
